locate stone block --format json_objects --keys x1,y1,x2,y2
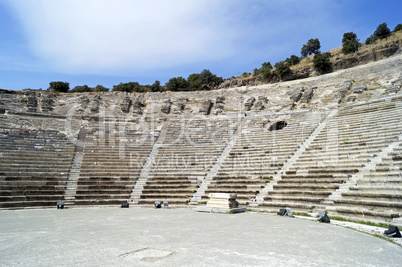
[
  {"x1": 216, "y1": 104, "x2": 224, "y2": 110},
  {"x1": 132, "y1": 99, "x2": 143, "y2": 115},
  {"x1": 287, "y1": 89, "x2": 302, "y2": 103},
  {"x1": 80, "y1": 97, "x2": 89, "y2": 109},
  {"x1": 41, "y1": 95, "x2": 54, "y2": 112},
  {"x1": 391, "y1": 77, "x2": 402, "y2": 85},
  {"x1": 385, "y1": 87, "x2": 399, "y2": 94},
  {"x1": 258, "y1": 96, "x2": 268, "y2": 103},
  {"x1": 300, "y1": 87, "x2": 314, "y2": 104},
  {"x1": 199, "y1": 100, "x2": 213, "y2": 115},
  {"x1": 347, "y1": 95, "x2": 356, "y2": 102},
  {"x1": 244, "y1": 97, "x2": 256, "y2": 111},
  {"x1": 161, "y1": 100, "x2": 172, "y2": 114},
  {"x1": 172, "y1": 103, "x2": 184, "y2": 115},
  {"x1": 120, "y1": 97, "x2": 131, "y2": 113},
  {"x1": 196, "y1": 206, "x2": 246, "y2": 214},
  {"x1": 336, "y1": 80, "x2": 353, "y2": 103},
  {"x1": 216, "y1": 96, "x2": 225, "y2": 104},
  {"x1": 342, "y1": 80, "x2": 353, "y2": 90},
  {"x1": 352, "y1": 84, "x2": 367, "y2": 93},
  {"x1": 90, "y1": 95, "x2": 101, "y2": 112},
  {"x1": 253, "y1": 101, "x2": 265, "y2": 110},
  {"x1": 178, "y1": 97, "x2": 189, "y2": 102},
  {"x1": 206, "y1": 193, "x2": 239, "y2": 209}
]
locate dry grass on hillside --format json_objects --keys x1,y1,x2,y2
[{"x1": 289, "y1": 31, "x2": 402, "y2": 72}]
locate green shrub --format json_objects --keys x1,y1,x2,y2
[
  {"x1": 366, "y1": 22, "x2": 392, "y2": 45},
  {"x1": 166, "y1": 77, "x2": 188, "y2": 91},
  {"x1": 254, "y1": 61, "x2": 273, "y2": 79},
  {"x1": 187, "y1": 70, "x2": 223, "y2": 91},
  {"x1": 393, "y1": 24, "x2": 402, "y2": 33},
  {"x1": 93, "y1": 85, "x2": 109, "y2": 92},
  {"x1": 374, "y1": 22, "x2": 391, "y2": 39},
  {"x1": 274, "y1": 61, "x2": 290, "y2": 78},
  {"x1": 112, "y1": 82, "x2": 141, "y2": 92},
  {"x1": 301, "y1": 38, "x2": 321, "y2": 57},
  {"x1": 365, "y1": 34, "x2": 377, "y2": 45},
  {"x1": 150, "y1": 80, "x2": 161, "y2": 92},
  {"x1": 70, "y1": 85, "x2": 92, "y2": 93},
  {"x1": 313, "y1": 52, "x2": 332, "y2": 72},
  {"x1": 342, "y1": 32, "x2": 361, "y2": 54},
  {"x1": 48, "y1": 81, "x2": 69, "y2": 93},
  {"x1": 285, "y1": 55, "x2": 300, "y2": 66}
]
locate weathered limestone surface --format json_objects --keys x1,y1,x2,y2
[
  {"x1": 40, "y1": 93, "x2": 54, "y2": 112},
  {"x1": 0, "y1": 53, "x2": 402, "y2": 224},
  {"x1": 352, "y1": 84, "x2": 367, "y2": 93},
  {"x1": 206, "y1": 193, "x2": 239, "y2": 209},
  {"x1": 161, "y1": 99, "x2": 172, "y2": 114},
  {"x1": 199, "y1": 99, "x2": 213, "y2": 115},
  {"x1": 244, "y1": 97, "x2": 255, "y2": 111},
  {"x1": 120, "y1": 97, "x2": 131, "y2": 113},
  {"x1": 22, "y1": 90, "x2": 38, "y2": 112},
  {"x1": 336, "y1": 80, "x2": 353, "y2": 103},
  {"x1": 299, "y1": 87, "x2": 315, "y2": 104},
  {"x1": 346, "y1": 95, "x2": 357, "y2": 102},
  {"x1": 133, "y1": 98, "x2": 144, "y2": 115},
  {"x1": 90, "y1": 95, "x2": 101, "y2": 112},
  {"x1": 287, "y1": 89, "x2": 302, "y2": 103},
  {"x1": 385, "y1": 86, "x2": 400, "y2": 94}
]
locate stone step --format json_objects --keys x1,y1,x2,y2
[
  {"x1": 333, "y1": 199, "x2": 402, "y2": 213},
  {"x1": 0, "y1": 190, "x2": 64, "y2": 196},
  {"x1": 74, "y1": 199, "x2": 128, "y2": 205},
  {"x1": 142, "y1": 188, "x2": 196, "y2": 194},
  {"x1": 341, "y1": 192, "x2": 402, "y2": 202},
  {"x1": 0, "y1": 194, "x2": 64, "y2": 201},
  {"x1": 349, "y1": 186, "x2": 402, "y2": 193},
  {"x1": 327, "y1": 207, "x2": 400, "y2": 222},
  {"x1": 256, "y1": 202, "x2": 316, "y2": 212},
  {"x1": 140, "y1": 193, "x2": 194, "y2": 199},
  {"x1": 263, "y1": 196, "x2": 325, "y2": 204},
  {"x1": 137, "y1": 198, "x2": 190, "y2": 205},
  {"x1": 268, "y1": 190, "x2": 334, "y2": 198},
  {"x1": 0, "y1": 200, "x2": 61, "y2": 208},
  {"x1": 273, "y1": 184, "x2": 340, "y2": 190}
]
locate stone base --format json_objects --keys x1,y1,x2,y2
[{"x1": 196, "y1": 206, "x2": 247, "y2": 214}]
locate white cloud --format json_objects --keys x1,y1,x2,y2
[
  {"x1": 7, "y1": 0, "x2": 239, "y2": 75},
  {"x1": 6, "y1": 0, "x2": 348, "y2": 77}
]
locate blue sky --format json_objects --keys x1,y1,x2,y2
[{"x1": 0, "y1": 0, "x2": 401, "y2": 90}]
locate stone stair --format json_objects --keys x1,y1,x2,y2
[
  {"x1": 202, "y1": 110, "x2": 327, "y2": 206},
  {"x1": 63, "y1": 152, "x2": 84, "y2": 206},
  {"x1": 62, "y1": 128, "x2": 86, "y2": 207},
  {"x1": 254, "y1": 96, "x2": 402, "y2": 213},
  {"x1": 130, "y1": 120, "x2": 169, "y2": 204},
  {"x1": 74, "y1": 120, "x2": 156, "y2": 206},
  {"x1": 326, "y1": 135, "x2": 402, "y2": 222},
  {"x1": 255, "y1": 109, "x2": 338, "y2": 203},
  {"x1": 189, "y1": 117, "x2": 244, "y2": 205},
  {"x1": 137, "y1": 117, "x2": 237, "y2": 207}
]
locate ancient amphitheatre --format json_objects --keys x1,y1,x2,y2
[{"x1": 1, "y1": 36, "x2": 402, "y2": 265}]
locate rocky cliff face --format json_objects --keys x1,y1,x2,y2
[
  {"x1": 0, "y1": 52, "x2": 401, "y2": 132},
  {"x1": 217, "y1": 40, "x2": 402, "y2": 90},
  {"x1": 332, "y1": 39, "x2": 401, "y2": 70}
]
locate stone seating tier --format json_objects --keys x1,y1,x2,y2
[
  {"x1": 74, "y1": 124, "x2": 156, "y2": 206},
  {"x1": 0, "y1": 128, "x2": 75, "y2": 209},
  {"x1": 138, "y1": 118, "x2": 236, "y2": 207},
  {"x1": 327, "y1": 142, "x2": 402, "y2": 221},
  {"x1": 256, "y1": 99, "x2": 402, "y2": 217},
  {"x1": 137, "y1": 198, "x2": 192, "y2": 206},
  {"x1": 0, "y1": 129, "x2": 74, "y2": 207},
  {"x1": 201, "y1": 113, "x2": 324, "y2": 206}
]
